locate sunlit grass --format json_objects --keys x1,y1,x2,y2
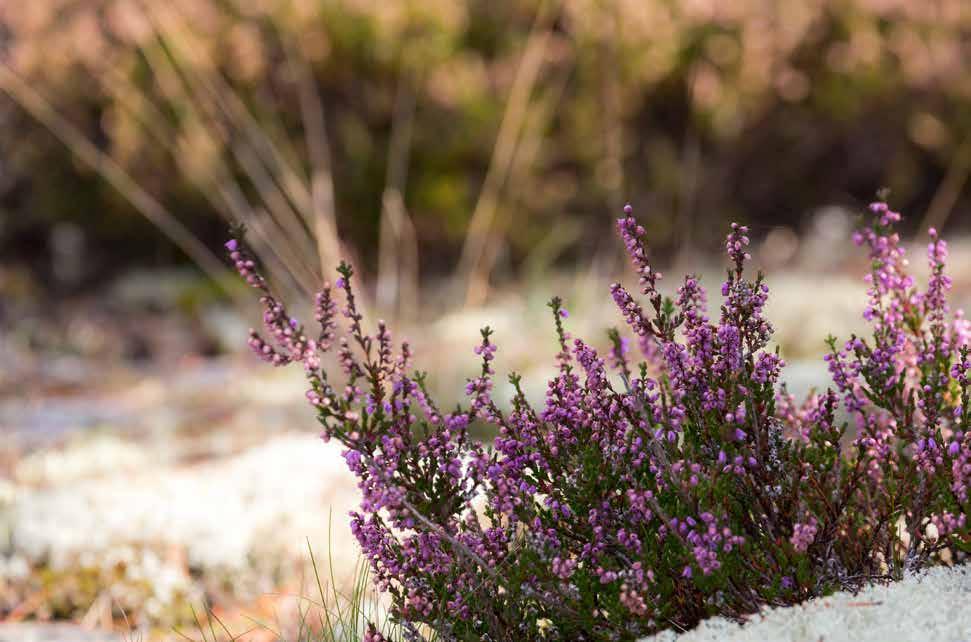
[{"x1": 172, "y1": 513, "x2": 401, "y2": 642}]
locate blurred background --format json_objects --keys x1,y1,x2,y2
[{"x1": 1, "y1": 0, "x2": 971, "y2": 639}]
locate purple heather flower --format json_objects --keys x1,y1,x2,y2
[
  {"x1": 790, "y1": 518, "x2": 818, "y2": 553},
  {"x1": 226, "y1": 198, "x2": 971, "y2": 639}
]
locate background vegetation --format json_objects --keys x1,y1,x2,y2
[{"x1": 2, "y1": 0, "x2": 971, "y2": 306}]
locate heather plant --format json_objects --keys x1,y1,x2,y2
[{"x1": 227, "y1": 200, "x2": 971, "y2": 641}]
